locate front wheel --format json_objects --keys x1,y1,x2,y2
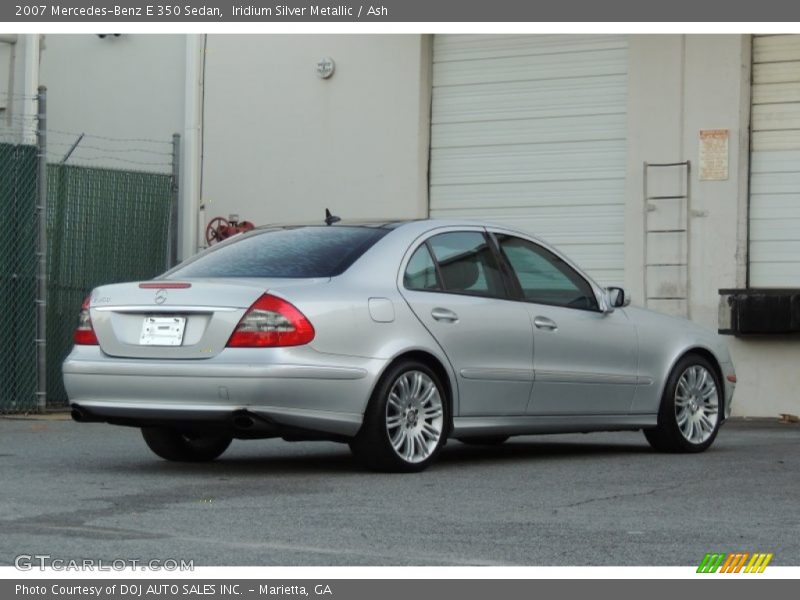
[
  {"x1": 644, "y1": 354, "x2": 722, "y2": 453},
  {"x1": 350, "y1": 360, "x2": 447, "y2": 472},
  {"x1": 141, "y1": 427, "x2": 232, "y2": 462}
]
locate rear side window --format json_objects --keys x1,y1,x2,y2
[
  {"x1": 424, "y1": 232, "x2": 505, "y2": 298},
  {"x1": 404, "y1": 244, "x2": 441, "y2": 291},
  {"x1": 168, "y1": 226, "x2": 388, "y2": 278}
]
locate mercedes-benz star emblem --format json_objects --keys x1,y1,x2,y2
[{"x1": 154, "y1": 289, "x2": 168, "y2": 305}]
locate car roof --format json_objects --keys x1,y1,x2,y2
[
  {"x1": 255, "y1": 220, "x2": 410, "y2": 230},
  {"x1": 255, "y1": 217, "x2": 515, "y2": 232}
]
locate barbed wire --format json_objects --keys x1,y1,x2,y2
[
  {"x1": 0, "y1": 118, "x2": 175, "y2": 174},
  {"x1": 0, "y1": 117, "x2": 174, "y2": 146},
  {"x1": 45, "y1": 128, "x2": 173, "y2": 146},
  {"x1": 44, "y1": 139, "x2": 174, "y2": 156},
  {"x1": 44, "y1": 151, "x2": 171, "y2": 168},
  {"x1": 0, "y1": 124, "x2": 173, "y2": 166}
]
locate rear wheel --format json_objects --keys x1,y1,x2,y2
[
  {"x1": 141, "y1": 427, "x2": 232, "y2": 462},
  {"x1": 458, "y1": 436, "x2": 509, "y2": 446},
  {"x1": 644, "y1": 354, "x2": 721, "y2": 453},
  {"x1": 350, "y1": 360, "x2": 447, "y2": 472}
]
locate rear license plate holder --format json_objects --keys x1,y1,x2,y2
[{"x1": 139, "y1": 316, "x2": 186, "y2": 346}]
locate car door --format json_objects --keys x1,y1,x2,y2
[
  {"x1": 399, "y1": 229, "x2": 535, "y2": 416},
  {"x1": 491, "y1": 232, "x2": 639, "y2": 416}
]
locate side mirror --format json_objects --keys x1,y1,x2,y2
[{"x1": 607, "y1": 286, "x2": 631, "y2": 308}]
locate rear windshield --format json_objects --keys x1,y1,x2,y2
[{"x1": 167, "y1": 226, "x2": 389, "y2": 278}]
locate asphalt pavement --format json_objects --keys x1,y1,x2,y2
[{"x1": 0, "y1": 415, "x2": 797, "y2": 566}]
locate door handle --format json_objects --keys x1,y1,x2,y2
[
  {"x1": 431, "y1": 307, "x2": 459, "y2": 323},
  {"x1": 533, "y1": 316, "x2": 557, "y2": 331}
]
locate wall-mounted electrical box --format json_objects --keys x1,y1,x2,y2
[{"x1": 719, "y1": 289, "x2": 800, "y2": 335}]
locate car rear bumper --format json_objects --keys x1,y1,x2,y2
[
  {"x1": 69, "y1": 401, "x2": 363, "y2": 438},
  {"x1": 63, "y1": 346, "x2": 385, "y2": 437}
]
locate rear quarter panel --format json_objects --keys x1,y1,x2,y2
[{"x1": 273, "y1": 228, "x2": 461, "y2": 414}]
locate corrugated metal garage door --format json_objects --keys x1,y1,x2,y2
[
  {"x1": 429, "y1": 35, "x2": 628, "y2": 285},
  {"x1": 750, "y1": 35, "x2": 800, "y2": 287}
]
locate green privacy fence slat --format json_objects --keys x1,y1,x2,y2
[
  {"x1": 0, "y1": 143, "x2": 38, "y2": 413},
  {"x1": 1, "y1": 146, "x2": 172, "y2": 412},
  {"x1": 45, "y1": 164, "x2": 173, "y2": 406}
]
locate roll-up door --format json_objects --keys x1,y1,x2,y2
[
  {"x1": 750, "y1": 34, "x2": 800, "y2": 287},
  {"x1": 429, "y1": 35, "x2": 629, "y2": 285}
]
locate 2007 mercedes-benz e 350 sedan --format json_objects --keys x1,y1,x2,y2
[{"x1": 64, "y1": 219, "x2": 736, "y2": 472}]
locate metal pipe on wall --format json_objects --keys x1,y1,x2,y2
[{"x1": 181, "y1": 34, "x2": 205, "y2": 262}]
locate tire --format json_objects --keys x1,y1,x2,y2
[
  {"x1": 141, "y1": 427, "x2": 232, "y2": 462},
  {"x1": 644, "y1": 353, "x2": 722, "y2": 453},
  {"x1": 457, "y1": 436, "x2": 509, "y2": 446},
  {"x1": 350, "y1": 360, "x2": 448, "y2": 472}
]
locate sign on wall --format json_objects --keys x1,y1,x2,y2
[{"x1": 699, "y1": 129, "x2": 729, "y2": 181}]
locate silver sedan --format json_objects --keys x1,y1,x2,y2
[{"x1": 64, "y1": 220, "x2": 736, "y2": 472}]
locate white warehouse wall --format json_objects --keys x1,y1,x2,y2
[
  {"x1": 1, "y1": 35, "x2": 42, "y2": 145},
  {"x1": 0, "y1": 42, "x2": 12, "y2": 109},
  {"x1": 38, "y1": 34, "x2": 184, "y2": 169},
  {"x1": 198, "y1": 34, "x2": 431, "y2": 239}
]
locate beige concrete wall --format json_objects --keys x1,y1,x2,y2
[
  {"x1": 727, "y1": 337, "x2": 800, "y2": 417},
  {"x1": 199, "y1": 34, "x2": 431, "y2": 240},
  {"x1": 626, "y1": 35, "x2": 798, "y2": 417}
]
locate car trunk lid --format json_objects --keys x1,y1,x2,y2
[{"x1": 86, "y1": 278, "x2": 328, "y2": 359}]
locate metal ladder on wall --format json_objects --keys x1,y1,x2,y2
[{"x1": 643, "y1": 161, "x2": 691, "y2": 318}]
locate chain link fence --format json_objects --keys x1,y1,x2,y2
[
  {"x1": 1, "y1": 90, "x2": 177, "y2": 412},
  {"x1": 0, "y1": 140, "x2": 39, "y2": 413},
  {"x1": 46, "y1": 165, "x2": 174, "y2": 405}
]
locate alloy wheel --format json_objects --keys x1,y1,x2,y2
[
  {"x1": 385, "y1": 370, "x2": 444, "y2": 464},
  {"x1": 675, "y1": 365, "x2": 719, "y2": 444}
]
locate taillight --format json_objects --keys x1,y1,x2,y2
[
  {"x1": 74, "y1": 296, "x2": 98, "y2": 345},
  {"x1": 227, "y1": 294, "x2": 315, "y2": 348}
]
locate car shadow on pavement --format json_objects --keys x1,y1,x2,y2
[
  {"x1": 111, "y1": 436, "x2": 656, "y2": 477},
  {"x1": 439, "y1": 438, "x2": 653, "y2": 465},
  {"x1": 132, "y1": 447, "x2": 360, "y2": 477}
]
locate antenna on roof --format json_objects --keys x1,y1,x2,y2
[{"x1": 324, "y1": 208, "x2": 341, "y2": 226}]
